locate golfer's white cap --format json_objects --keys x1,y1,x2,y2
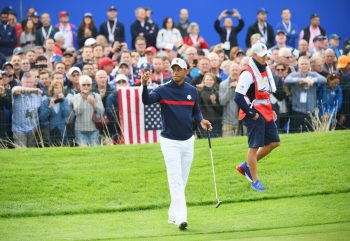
[
  {"x1": 251, "y1": 41, "x2": 268, "y2": 57},
  {"x1": 170, "y1": 58, "x2": 187, "y2": 70}
]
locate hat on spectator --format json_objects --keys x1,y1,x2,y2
[
  {"x1": 171, "y1": 58, "x2": 187, "y2": 70},
  {"x1": 118, "y1": 62, "x2": 129, "y2": 68},
  {"x1": 276, "y1": 29, "x2": 287, "y2": 35},
  {"x1": 59, "y1": 11, "x2": 69, "y2": 18},
  {"x1": 235, "y1": 49, "x2": 245, "y2": 57},
  {"x1": 84, "y1": 12, "x2": 93, "y2": 18},
  {"x1": 310, "y1": 13, "x2": 320, "y2": 19},
  {"x1": 145, "y1": 46, "x2": 157, "y2": 55},
  {"x1": 84, "y1": 38, "x2": 96, "y2": 46},
  {"x1": 0, "y1": 70, "x2": 7, "y2": 75},
  {"x1": 313, "y1": 35, "x2": 327, "y2": 42},
  {"x1": 8, "y1": 8, "x2": 17, "y2": 17},
  {"x1": 68, "y1": 67, "x2": 82, "y2": 77},
  {"x1": 99, "y1": 57, "x2": 117, "y2": 68},
  {"x1": 1, "y1": 6, "x2": 11, "y2": 15},
  {"x1": 251, "y1": 41, "x2": 268, "y2": 57},
  {"x1": 13, "y1": 47, "x2": 24, "y2": 55},
  {"x1": 108, "y1": 6, "x2": 117, "y2": 12},
  {"x1": 63, "y1": 50, "x2": 74, "y2": 57},
  {"x1": 115, "y1": 74, "x2": 128, "y2": 83},
  {"x1": 2, "y1": 62, "x2": 13, "y2": 69},
  {"x1": 329, "y1": 34, "x2": 341, "y2": 40},
  {"x1": 54, "y1": 32, "x2": 65, "y2": 41},
  {"x1": 31, "y1": 11, "x2": 39, "y2": 18},
  {"x1": 164, "y1": 43, "x2": 177, "y2": 52},
  {"x1": 337, "y1": 55, "x2": 350, "y2": 69},
  {"x1": 257, "y1": 8, "x2": 268, "y2": 14},
  {"x1": 139, "y1": 63, "x2": 153, "y2": 71}
]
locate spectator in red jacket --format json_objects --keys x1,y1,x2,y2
[{"x1": 183, "y1": 22, "x2": 208, "y2": 50}]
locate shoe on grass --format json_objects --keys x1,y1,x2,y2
[
  {"x1": 252, "y1": 180, "x2": 266, "y2": 192},
  {"x1": 178, "y1": 221, "x2": 188, "y2": 230},
  {"x1": 236, "y1": 161, "x2": 253, "y2": 182}
]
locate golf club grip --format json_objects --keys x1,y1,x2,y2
[{"x1": 207, "y1": 130, "x2": 212, "y2": 148}]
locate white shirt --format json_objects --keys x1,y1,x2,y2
[
  {"x1": 235, "y1": 71, "x2": 254, "y2": 95},
  {"x1": 58, "y1": 23, "x2": 73, "y2": 49}
]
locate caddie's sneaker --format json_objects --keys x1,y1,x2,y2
[
  {"x1": 235, "y1": 164, "x2": 245, "y2": 177},
  {"x1": 236, "y1": 161, "x2": 253, "y2": 182},
  {"x1": 252, "y1": 180, "x2": 266, "y2": 192},
  {"x1": 178, "y1": 221, "x2": 188, "y2": 230}
]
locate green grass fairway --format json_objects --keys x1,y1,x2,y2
[{"x1": 0, "y1": 131, "x2": 349, "y2": 240}]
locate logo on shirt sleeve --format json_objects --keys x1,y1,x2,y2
[{"x1": 187, "y1": 94, "x2": 192, "y2": 100}]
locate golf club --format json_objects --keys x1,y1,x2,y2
[{"x1": 207, "y1": 128, "x2": 222, "y2": 208}]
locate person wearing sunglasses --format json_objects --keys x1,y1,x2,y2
[
  {"x1": 278, "y1": 47, "x2": 296, "y2": 73},
  {"x1": 71, "y1": 75, "x2": 104, "y2": 146},
  {"x1": 272, "y1": 62, "x2": 290, "y2": 131},
  {"x1": 2, "y1": 62, "x2": 19, "y2": 89}
]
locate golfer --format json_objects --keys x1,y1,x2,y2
[
  {"x1": 142, "y1": 58, "x2": 212, "y2": 230},
  {"x1": 234, "y1": 42, "x2": 280, "y2": 191}
]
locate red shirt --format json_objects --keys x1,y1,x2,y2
[{"x1": 183, "y1": 35, "x2": 209, "y2": 49}]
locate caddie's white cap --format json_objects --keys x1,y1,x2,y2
[
  {"x1": 170, "y1": 58, "x2": 187, "y2": 70},
  {"x1": 68, "y1": 67, "x2": 82, "y2": 77},
  {"x1": 251, "y1": 41, "x2": 268, "y2": 57}
]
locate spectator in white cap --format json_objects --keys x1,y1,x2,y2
[
  {"x1": 77, "y1": 13, "x2": 98, "y2": 49},
  {"x1": 72, "y1": 75, "x2": 104, "y2": 146},
  {"x1": 65, "y1": 67, "x2": 82, "y2": 97},
  {"x1": 105, "y1": 73, "x2": 128, "y2": 144},
  {"x1": 84, "y1": 38, "x2": 96, "y2": 47}
]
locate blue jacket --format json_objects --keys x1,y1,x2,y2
[
  {"x1": 39, "y1": 97, "x2": 71, "y2": 134},
  {"x1": 0, "y1": 23, "x2": 18, "y2": 57},
  {"x1": 142, "y1": 80, "x2": 203, "y2": 140},
  {"x1": 276, "y1": 21, "x2": 298, "y2": 48},
  {"x1": 317, "y1": 84, "x2": 342, "y2": 116}
]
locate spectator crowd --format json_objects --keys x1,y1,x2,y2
[{"x1": 0, "y1": 5, "x2": 349, "y2": 148}]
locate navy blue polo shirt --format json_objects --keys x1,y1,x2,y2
[{"x1": 142, "y1": 80, "x2": 203, "y2": 140}]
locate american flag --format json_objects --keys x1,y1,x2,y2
[{"x1": 118, "y1": 87, "x2": 162, "y2": 144}]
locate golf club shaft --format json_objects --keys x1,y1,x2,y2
[
  {"x1": 209, "y1": 148, "x2": 220, "y2": 202},
  {"x1": 207, "y1": 131, "x2": 220, "y2": 202}
]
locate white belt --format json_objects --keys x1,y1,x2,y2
[{"x1": 250, "y1": 99, "x2": 271, "y2": 107}]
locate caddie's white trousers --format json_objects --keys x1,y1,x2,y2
[{"x1": 160, "y1": 135, "x2": 194, "y2": 225}]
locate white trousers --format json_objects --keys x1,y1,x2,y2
[{"x1": 160, "y1": 135, "x2": 194, "y2": 224}]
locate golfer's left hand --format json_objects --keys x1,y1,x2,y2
[{"x1": 201, "y1": 119, "x2": 212, "y2": 131}]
